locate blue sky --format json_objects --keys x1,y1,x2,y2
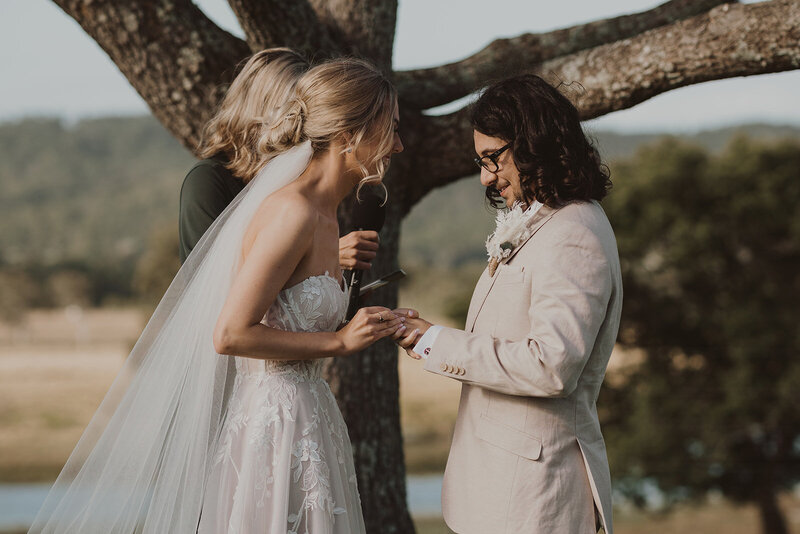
[{"x1": 1, "y1": 0, "x2": 798, "y2": 132}]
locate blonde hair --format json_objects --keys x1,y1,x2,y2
[
  {"x1": 197, "y1": 48, "x2": 308, "y2": 183},
  {"x1": 258, "y1": 58, "x2": 398, "y2": 191}
]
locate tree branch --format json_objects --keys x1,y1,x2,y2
[
  {"x1": 226, "y1": 0, "x2": 341, "y2": 55},
  {"x1": 403, "y1": 0, "x2": 800, "y2": 212},
  {"x1": 53, "y1": 0, "x2": 250, "y2": 151},
  {"x1": 547, "y1": 0, "x2": 800, "y2": 120},
  {"x1": 395, "y1": 0, "x2": 734, "y2": 110},
  {"x1": 393, "y1": 108, "x2": 475, "y2": 215}
]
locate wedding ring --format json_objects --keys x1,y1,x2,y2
[{"x1": 378, "y1": 313, "x2": 385, "y2": 323}]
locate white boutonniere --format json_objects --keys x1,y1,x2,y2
[{"x1": 485, "y1": 201, "x2": 542, "y2": 276}]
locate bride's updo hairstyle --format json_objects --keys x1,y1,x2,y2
[
  {"x1": 259, "y1": 58, "x2": 398, "y2": 189},
  {"x1": 197, "y1": 48, "x2": 309, "y2": 183}
]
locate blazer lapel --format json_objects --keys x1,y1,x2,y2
[
  {"x1": 504, "y1": 204, "x2": 557, "y2": 263},
  {"x1": 466, "y1": 204, "x2": 558, "y2": 333},
  {"x1": 466, "y1": 266, "x2": 499, "y2": 332}
]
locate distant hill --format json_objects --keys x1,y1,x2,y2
[
  {"x1": 0, "y1": 117, "x2": 194, "y2": 265},
  {"x1": 590, "y1": 123, "x2": 800, "y2": 161},
  {"x1": 1, "y1": 116, "x2": 798, "y2": 270}
]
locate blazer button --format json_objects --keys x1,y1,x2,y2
[
  {"x1": 440, "y1": 363, "x2": 448, "y2": 372},
  {"x1": 458, "y1": 367, "x2": 465, "y2": 375}
]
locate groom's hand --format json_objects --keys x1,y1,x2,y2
[
  {"x1": 391, "y1": 308, "x2": 431, "y2": 360},
  {"x1": 394, "y1": 326, "x2": 422, "y2": 359},
  {"x1": 339, "y1": 230, "x2": 380, "y2": 271},
  {"x1": 393, "y1": 309, "x2": 432, "y2": 333}
]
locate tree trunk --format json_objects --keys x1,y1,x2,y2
[
  {"x1": 326, "y1": 192, "x2": 414, "y2": 532},
  {"x1": 756, "y1": 488, "x2": 789, "y2": 534}
]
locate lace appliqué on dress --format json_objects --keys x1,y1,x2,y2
[{"x1": 200, "y1": 274, "x2": 364, "y2": 534}]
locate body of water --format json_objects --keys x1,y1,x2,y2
[{"x1": 0, "y1": 475, "x2": 443, "y2": 531}]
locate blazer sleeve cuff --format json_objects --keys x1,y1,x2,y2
[{"x1": 422, "y1": 326, "x2": 469, "y2": 379}]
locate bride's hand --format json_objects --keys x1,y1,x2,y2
[{"x1": 336, "y1": 306, "x2": 404, "y2": 355}]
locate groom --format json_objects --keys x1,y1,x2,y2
[{"x1": 396, "y1": 75, "x2": 622, "y2": 534}]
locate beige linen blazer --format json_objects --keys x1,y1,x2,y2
[{"x1": 424, "y1": 200, "x2": 622, "y2": 534}]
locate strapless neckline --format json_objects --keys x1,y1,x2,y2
[{"x1": 282, "y1": 271, "x2": 345, "y2": 294}]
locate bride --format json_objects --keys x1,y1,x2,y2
[{"x1": 30, "y1": 57, "x2": 404, "y2": 534}]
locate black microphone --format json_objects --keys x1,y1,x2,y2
[{"x1": 345, "y1": 192, "x2": 385, "y2": 321}]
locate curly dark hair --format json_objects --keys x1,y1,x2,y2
[{"x1": 470, "y1": 74, "x2": 611, "y2": 209}]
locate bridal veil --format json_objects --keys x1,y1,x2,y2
[{"x1": 29, "y1": 142, "x2": 314, "y2": 533}]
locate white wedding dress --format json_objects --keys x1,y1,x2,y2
[
  {"x1": 30, "y1": 142, "x2": 366, "y2": 534},
  {"x1": 198, "y1": 273, "x2": 366, "y2": 533}
]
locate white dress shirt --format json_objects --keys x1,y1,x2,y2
[{"x1": 413, "y1": 325, "x2": 443, "y2": 359}]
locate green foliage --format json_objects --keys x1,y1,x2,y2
[
  {"x1": 399, "y1": 179, "x2": 495, "y2": 268},
  {"x1": 0, "y1": 268, "x2": 40, "y2": 322},
  {"x1": 0, "y1": 116, "x2": 192, "y2": 308},
  {"x1": 442, "y1": 291, "x2": 472, "y2": 326},
  {"x1": 602, "y1": 136, "x2": 800, "y2": 518},
  {"x1": 47, "y1": 269, "x2": 93, "y2": 308},
  {"x1": 0, "y1": 116, "x2": 193, "y2": 265},
  {"x1": 0, "y1": 258, "x2": 135, "y2": 316},
  {"x1": 133, "y1": 224, "x2": 181, "y2": 309}
]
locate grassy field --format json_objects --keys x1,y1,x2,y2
[
  {"x1": 0, "y1": 262, "x2": 481, "y2": 480},
  {"x1": 0, "y1": 308, "x2": 141, "y2": 482},
  {"x1": 0, "y1": 304, "x2": 461, "y2": 481}
]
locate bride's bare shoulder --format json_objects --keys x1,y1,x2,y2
[{"x1": 245, "y1": 189, "x2": 317, "y2": 247}]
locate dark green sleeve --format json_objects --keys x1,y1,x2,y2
[{"x1": 178, "y1": 164, "x2": 235, "y2": 263}]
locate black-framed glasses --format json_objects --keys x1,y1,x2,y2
[{"x1": 474, "y1": 142, "x2": 512, "y2": 172}]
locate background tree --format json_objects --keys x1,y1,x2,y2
[
  {"x1": 49, "y1": 0, "x2": 800, "y2": 530},
  {"x1": 48, "y1": 269, "x2": 93, "y2": 308},
  {"x1": 0, "y1": 268, "x2": 40, "y2": 324},
  {"x1": 602, "y1": 136, "x2": 800, "y2": 534},
  {"x1": 132, "y1": 224, "x2": 181, "y2": 309}
]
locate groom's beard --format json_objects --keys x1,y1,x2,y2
[
  {"x1": 486, "y1": 185, "x2": 514, "y2": 206},
  {"x1": 487, "y1": 185, "x2": 529, "y2": 208}
]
